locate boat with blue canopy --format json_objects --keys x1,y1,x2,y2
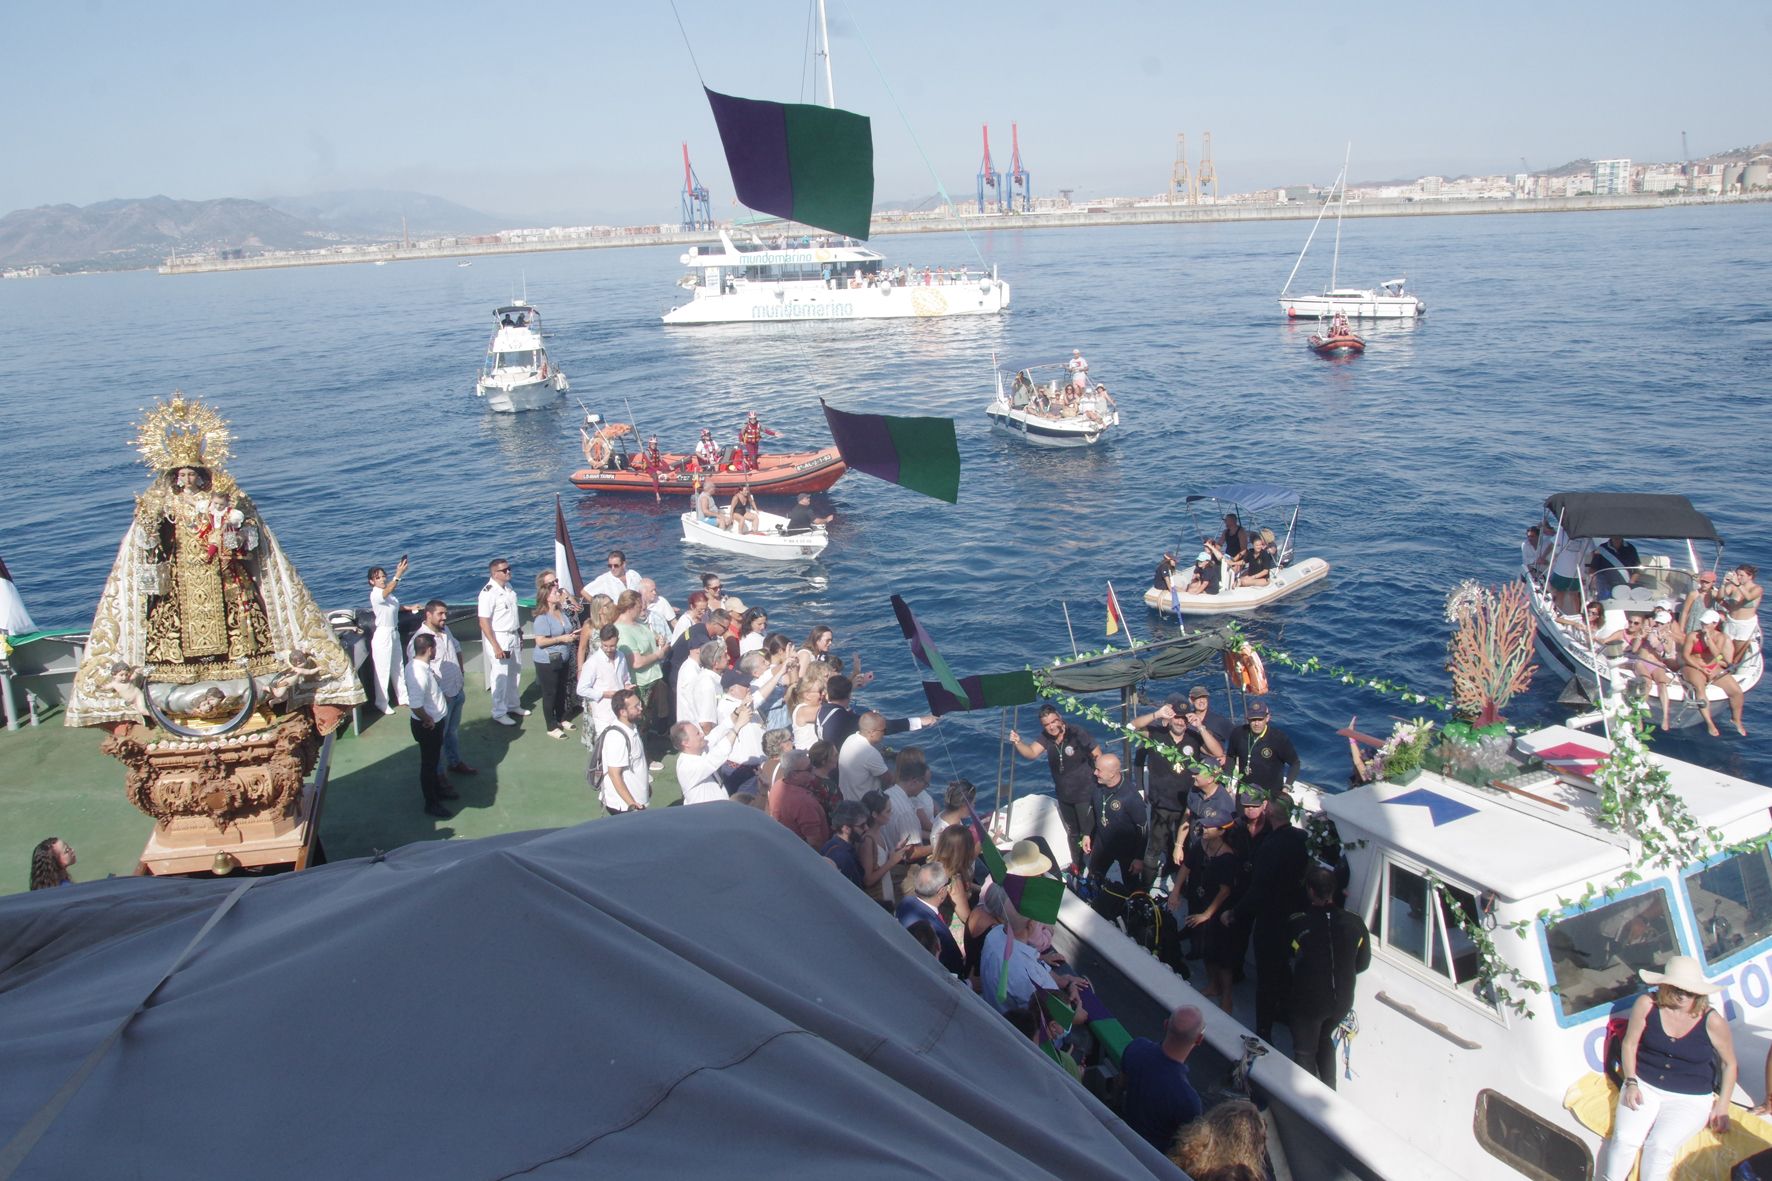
[{"x1": 1143, "y1": 483, "x2": 1331, "y2": 616}]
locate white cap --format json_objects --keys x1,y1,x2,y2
[{"x1": 1700, "y1": 609, "x2": 1723, "y2": 626}]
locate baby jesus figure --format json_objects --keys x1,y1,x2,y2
[
  {"x1": 263, "y1": 649, "x2": 322, "y2": 707},
  {"x1": 106, "y1": 662, "x2": 151, "y2": 722}
]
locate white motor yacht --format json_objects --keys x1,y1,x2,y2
[
  {"x1": 663, "y1": 231, "x2": 1009, "y2": 325},
  {"x1": 474, "y1": 302, "x2": 569, "y2": 413}
]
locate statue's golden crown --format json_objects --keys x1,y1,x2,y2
[{"x1": 134, "y1": 392, "x2": 232, "y2": 474}]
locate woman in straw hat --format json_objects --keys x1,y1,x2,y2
[{"x1": 1599, "y1": 955, "x2": 1737, "y2": 1181}]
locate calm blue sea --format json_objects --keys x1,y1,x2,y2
[{"x1": 3, "y1": 205, "x2": 1769, "y2": 788}]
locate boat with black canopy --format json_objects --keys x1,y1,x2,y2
[{"x1": 1526, "y1": 491, "x2": 1761, "y2": 724}]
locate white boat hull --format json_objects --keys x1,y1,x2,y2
[
  {"x1": 664, "y1": 279, "x2": 1011, "y2": 324},
  {"x1": 986, "y1": 403, "x2": 1117, "y2": 448},
  {"x1": 1143, "y1": 556, "x2": 1331, "y2": 616},
  {"x1": 476, "y1": 372, "x2": 568, "y2": 414},
  {"x1": 679, "y1": 510, "x2": 828, "y2": 562},
  {"x1": 1280, "y1": 292, "x2": 1424, "y2": 319}
]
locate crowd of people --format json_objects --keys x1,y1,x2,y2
[
  {"x1": 1527, "y1": 521, "x2": 1760, "y2": 736},
  {"x1": 1153, "y1": 513, "x2": 1281, "y2": 600},
  {"x1": 355, "y1": 545, "x2": 1340, "y2": 1170}
]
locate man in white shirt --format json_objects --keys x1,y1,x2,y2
[
  {"x1": 594, "y1": 688, "x2": 649, "y2": 813},
  {"x1": 977, "y1": 887, "x2": 1088, "y2": 1013},
  {"x1": 408, "y1": 599, "x2": 476, "y2": 786},
  {"x1": 1520, "y1": 525, "x2": 1550, "y2": 580},
  {"x1": 672, "y1": 704, "x2": 748, "y2": 805},
  {"x1": 715, "y1": 670, "x2": 766, "y2": 765},
  {"x1": 879, "y1": 748, "x2": 936, "y2": 855},
  {"x1": 477, "y1": 558, "x2": 526, "y2": 724},
  {"x1": 367, "y1": 558, "x2": 410, "y2": 713},
  {"x1": 838, "y1": 712, "x2": 893, "y2": 802},
  {"x1": 577, "y1": 623, "x2": 633, "y2": 729},
  {"x1": 675, "y1": 640, "x2": 727, "y2": 735},
  {"x1": 640, "y1": 577, "x2": 676, "y2": 646},
  {"x1": 402, "y1": 634, "x2": 453, "y2": 818},
  {"x1": 585, "y1": 549, "x2": 644, "y2": 602}
]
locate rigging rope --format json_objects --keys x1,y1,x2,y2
[{"x1": 837, "y1": 0, "x2": 993, "y2": 273}]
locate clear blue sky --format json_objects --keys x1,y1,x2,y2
[{"x1": 3, "y1": 0, "x2": 1765, "y2": 224}]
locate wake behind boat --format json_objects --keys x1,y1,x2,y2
[
  {"x1": 663, "y1": 231, "x2": 1010, "y2": 325},
  {"x1": 1278, "y1": 147, "x2": 1425, "y2": 320},
  {"x1": 474, "y1": 302, "x2": 569, "y2": 413},
  {"x1": 986, "y1": 357, "x2": 1118, "y2": 448}
]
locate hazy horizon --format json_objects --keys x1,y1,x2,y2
[{"x1": 3, "y1": 0, "x2": 1765, "y2": 226}]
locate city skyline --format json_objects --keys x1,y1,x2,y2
[{"x1": 3, "y1": 0, "x2": 1766, "y2": 225}]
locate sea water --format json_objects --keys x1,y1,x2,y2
[{"x1": 2, "y1": 203, "x2": 1768, "y2": 789}]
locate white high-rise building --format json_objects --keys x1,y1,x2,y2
[{"x1": 1593, "y1": 159, "x2": 1632, "y2": 195}]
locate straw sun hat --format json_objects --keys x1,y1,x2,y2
[
  {"x1": 1003, "y1": 840, "x2": 1053, "y2": 877},
  {"x1": 1639, "y1": 956, "x2": 1719, "y2": 996}
]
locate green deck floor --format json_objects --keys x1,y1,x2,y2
[{"x1": 0, "y1": 688, "x2": 681, "y2": 897}]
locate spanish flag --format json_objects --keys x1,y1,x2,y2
[{"x1": 1106, "y1": 581, "x2": 1127, "y2": 637}]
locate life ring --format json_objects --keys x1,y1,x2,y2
[
  {"x1": 585, "y1": 433, "x2": 612, "y2": 469},
  {"x1": 1224, "y1": 645, "x2": 1269, "y2": 695}
]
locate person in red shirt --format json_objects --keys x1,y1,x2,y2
[{"x1": 769, "y1": 750, "x2": 831, "y2": 848}]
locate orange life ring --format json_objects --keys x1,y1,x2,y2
[
  {"x1": 1224, "y1": 646, "x2": 1269, "y2": 695},
  {"x1": 586, "y1": 434, "x2": 612, "y2": 469}
]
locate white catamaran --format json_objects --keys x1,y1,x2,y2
[
  {"x1": 661, "y1": 0, "x2": 1009, "y2": 326},
  {"x1": 1279, "y1": 146, "x2": 1426, "y2": 320}
]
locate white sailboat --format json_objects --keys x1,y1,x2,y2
[{"x1": 1278, "y1": 146, "x2": 1425, "y2": 320}]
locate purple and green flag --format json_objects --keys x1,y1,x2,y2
[
  {"x1": 704, "y1": 88, "x2": 874, "y2": 241},
  {"x1": 890, "y1": 595, "x2": 1038, "y2": 715},
  {"x1": 822, "y1": 400, "x2": 961, "y2": 504}
]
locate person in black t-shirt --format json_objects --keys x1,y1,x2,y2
[
  {"x1": 1009, "y1": 704, "x2": 1099, "y2": 870},
  {"x1": 1131, "y1": 695, "x2": 1224, "y2": 886},
  {"x1": 1084, "y1": 753, "x2": 1147, "y2": 886},
  {"x1": 1240, "y1": 529, "x2": 1278, "y2": 587},
  {"x1": 1187, "y1": 685, "x2": 1234, "y2": 751},
  {"x1": 1184, "y1": 545, "x2": 1223, "y2": 595},
  {"x1": 783, "y1": 492, "x2": 833, "y2": 535},
  {"x1": 1286, "y1": 864, "x2": 1371, "y2": 1087},
  {"x1": 1227, "y1": 701, "x2": 1300, "y2": 793},
  {"x1": 1220, "y1": 513, "x2": 1251, "y2": 562}
]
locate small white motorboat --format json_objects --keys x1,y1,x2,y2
[
  {"x1": 474, "y1": 302, "x2": 569, "y2": 413},
  {"x1": 986, "y1": 360, "x2": 1118, "y2": 448},
  {"x1": 1526, "y1": 491, "x2": 1762, "y2": 722},
  {"x1": 1143, "y1": 484, "x2": 1330, "y2": 616},
  {"x1": 679, "y1": 508, "x2": 828, "y2": 562}
]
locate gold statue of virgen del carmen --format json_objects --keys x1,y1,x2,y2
[{"x1": 65, "y1": 392, "x2": 363, "y2": 739}]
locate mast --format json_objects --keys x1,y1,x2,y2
[
  {"x1": 1279, "y1": 164, "x2": 1343, "y2": 298},
  {"x1": 1329, "y1": 142, "x2": 1351, "y2": 291},
  {"x1": 816, "y1": 0, "x2": 835, "y2": 109}
]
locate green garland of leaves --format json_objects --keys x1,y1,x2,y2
[{"x1": 1252, "y1": 642, "x2": 1452, "y2": 711}]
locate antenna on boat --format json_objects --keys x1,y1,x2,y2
[
  {"x1": 816, "y1": 0, "x2": 835, "y2": 108},
  {"x1": 1330, "y1": 141, "x2": 1351, "y2": 291}
]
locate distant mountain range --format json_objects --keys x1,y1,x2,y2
[{"x1": 0, "y1": 190, "x2": 506, "y2": 272}]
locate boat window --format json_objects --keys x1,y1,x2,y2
[
  {"x1": 1543, "y1": 887, "x2": 1681, "y2": 1019},
  {"x1": 1372, "y1": 863, "x2": 1491, "y2": 997},
  {"x1": 493, "y1": 351, "x2": 537, "y2": 370},
  {"x1": 1684, "y1": 847, "x2": 1772, "y2": 968},
  {"x1": 1473, "y1": 1090, "x2": 1593, "y2": 1181}
]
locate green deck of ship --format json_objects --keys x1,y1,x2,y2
[{"x1": 0, "y1": 691, "x2": 683, "y2": 896}]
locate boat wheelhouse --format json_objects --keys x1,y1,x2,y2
[
  {"x1": 662, "y1": 231, "x2": 1010, "y2": 325},
  {"x1": 474, "y1": 302, "x2": 569, "y2": 413},
  {"x1": 1526, "y1": 491, "x2": 1762, "y2": 721}
]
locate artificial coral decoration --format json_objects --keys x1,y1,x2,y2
[{"x1": 1444, "y1": 580, "x2": 1538, "y2": 725}]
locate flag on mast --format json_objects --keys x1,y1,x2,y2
[
  {"x1": 554, "y1": 495, "x2": 585, "y2": 597},
  {"x1": 822, "y1": 400, "x2": 961, "y2": 504},
  {"x1": 703, "y1": 89, "x2": 875, "y2": 241},
  {"x1": 1170, "y1": 582, "x2": 1186, "y2": 634},
  {"x1": 890, "y1": 595, "x2": 1037, "y2": 716},
  {"x1": 1105, "y1": 581, "x2": 1127, "y2": 638}
]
